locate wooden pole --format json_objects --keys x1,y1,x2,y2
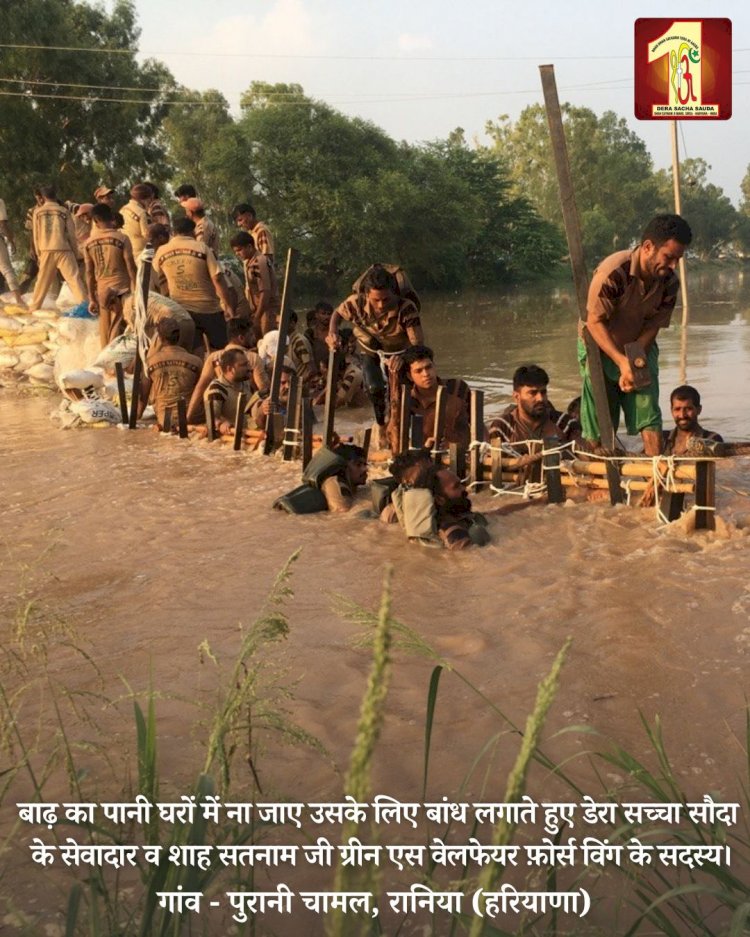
[
  {"x1": 300, "y1": 398, "x2": 314, "y2": 468},
  {"x1": 263, "y1": 247, "x2": 299, "y2": 455},
  {"x1": 671, "y1": 121, "x2": 690, "y2": 385},
  {"x1": 177, "y1": 396, "x2": 188, "y2": 439},
  {"x1": 233, "y1": 392, "x2": 247, "y2": 451},
  {"x1": 693, "y1": 460, "x2": 716, "y2": 531},
  {"x1": 322, "y1": 348, "x2": 340, "y2": 448},
  {"x1": 543, "y1": 436, "x2": 565, "y2": 503},
  {"x1": 161, "y1": 407, "x2": 172, "y2": 433},
  {"x1": 410, "y1": 413, "x2": 424, "y2": 451},
  {"x1": 114, "y1": 362, "x2": 128, "y2": 424},
  {"x1": 283, "y1": 370, "x2": 301, "y2": 462},
  {"x1": 539, "y1": 64, "x2": 622, "y2": 505},
  {"x1": 128, "y1": 351, "x2": 142, "y2": 429},
  {"x1": 449, "y1": 442, "x2": 466, "y2": 481},
  {"x1": 204, "y1": 390, "x2": 217, "y2": 441},
  {"x1": 469, "y1": 389, "x2": 484, "y2": 488},
  {"x1": 398, "y1": 386, "x2": 410, "y2": 455},
  {"x1": 432, "y1": 385, "x2": 447, "y2": 464}
]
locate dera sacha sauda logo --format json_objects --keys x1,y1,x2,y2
[{"x1": 634, "y1": 18, "x2": 732, "y2": 120}]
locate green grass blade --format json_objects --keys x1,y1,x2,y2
[{"x1": 422, "y1": 665, "x2": 442, "y2": 801}]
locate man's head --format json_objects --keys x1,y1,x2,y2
[
  {"x1": 670, "y1": 384, "x2": 702, "y2": 433},
  {"x1": 389, "y1": 449, "x2": 433, "y2": 487},
  {"x1": 230, "y1": 230, "x2": 256, "y2": 260},
  {"x1": 226, "y1": 317, "x2": 255, "y2": 348},
  {"x1": 75, "y1": 203, "x2": 94, "y2": 222},
  {"x1": 512, "y1": 364, "x2": 549, "y2": 423},
  {"x1": 640, "y1": 214, "x2": 692, "y2": 280},
  {"x1": 130, "y1": 183, "x2": 152, "y2": 205},
  {"x1": 434, "y1": 468, "x2": 472, "y2": 514},
  {"x1": 91, "y1": 203, "x2": 114, "y2": 228},
  {"x1": 361, "y1": 265, "x2": 398, "y2": 316},
  {"x1": 38, "y1": 184, "x2": 57, "y2": 201},
  {"x1": 310, "y1": 301, "x2": 333, "y2": 336},
  {"x1": 157, "y1": 316, "x2": 182, "y2": 346},
  {"x1": 219, "y1": 347, "x2": 250, "y2": 383},
  {"x1": 94, "y1": 185, "x2": 115, "y2": 207},
  {"x1": 174, "y1": 184, "x2": 197, "y2": 203},
  {"x1": 402, "y1": 344, "x2": 438, "y2": 392},
  {"x1": 144, "y1": 182, "x2": 161, "y2": 202},
  {"x1": 148, "y1": 223, "x2": 170, "y2": 248},
  {"x1": 172, "y1": 217, "x2": 196, "y2": 238},
  {"x1": 232, "y1": 203, "x2": 257, "y2": 231},
  {"x1": 334, "y1": 444, "x2": 368, "y2": 489},
  {"x1": 184, "y1": 197, "x2": 205, "y2": 219}
]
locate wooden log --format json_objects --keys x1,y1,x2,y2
[
  {"x1": 161, "y1": 407, "x2": 172, "y2": 433},
  {"x1": 114, "y1": 362, "x2": 129, "y2": 424},
  {"x1": 283, "y1": 370, "x2": 301, "y2": 462},
  {"x1": 300, "y1": 397, "x2": 315, "y2": 470},
  {"x1": 322, "y1": 347, "x2": 340, "y2": 448},
  {"x1": 410, "y1": 413, "x2": 424, "y2": 451},
  {"x1": 432, "y1": 385, "x2": 447, "y2": 464},
  {"x1": 177, "y1": 397, "x2": 188, "y2": 439},
  {"x1": 660, "y1": 491, "x2": 685, "y2": 522},
  {"x1": 128, "y1": 349, "x2": 142, "y2": 430},
  {"x1": 233, "y1": 392, "x2": 247, "y2": 451},
  {"x1": 264, "y1": 247, "x2": 299, "y2": 455},
  {"x1": 357, "y1": 427, "x2": 373, "y2": 461},
  {"x1": 469, "y1": 389, "x2": 485, "y2": 488},
  {"x1": 539, "y1": 64, "x2": 622, "y2": 504},
  {"x1": 560, "y1": 476, "x2": 693, "y2": 493},
  {"x1": 568, "y1": 459, "x2": 696, "y2": 480},
  {"x1": 269, "y1": 412, "x2": 285, "y2": 453},
  {"x1": 449, "y1": 442, "x2": 466, "y2": 480},
  {"x1": 204, "y1": 390, "x2": 217, "y2": 442},
  {"x1": 543, "y1": 436, "x2": 565, "y2": 503},
  {"x1": 694, "y1": 460, "x2": 716, "y2": 531}
]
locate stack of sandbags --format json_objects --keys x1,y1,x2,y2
[{"x1": 0, "y1": 303, "x2": 59, "y2": 387}]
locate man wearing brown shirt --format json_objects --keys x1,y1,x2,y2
[
  {"x1": 153, "y1": 217, "x2": 235, "y2": 350},
  {"x1": 232, "y1": 203, "x2": 274, "y2": 263},
  {"x1": 29, "y1": 185, "x2": 86, "y2": 311},
  {"x1": 139, "y1": 317, "x2": 203, "y2": 427},
  {"x1": 205, "y1": 347, "x2": 255, "y2": 434},
  {"x1": 229, "y1": 231, "x2": 280, "y2": 336},
  {"x1": 119, "y1": 184, "x2": 151, "y2": 258},
  {"x1": 84, "y1": 204, "x2": 137, "y2": 346},
  {"x1": 184, "y1": 198, "x2": 219, "y2": 255},
  {"x1": 327, "y1": 264, "x2": 424, "y2": 429},
  {"x1": 580, "y1": 214, "x2": 692, "y2": 455}
]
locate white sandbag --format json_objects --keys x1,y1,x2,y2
[
  {"x1": 258, "y1": 329, "x2": 279, "y2": 364},
  {"x1": 93, "y1": 333, "x2": 137, "y2": 370},
  {"x1": 25, "y1": 363, "x2": 55, "y2": 382},
  {"x1": 104, "y1": 376, "x2": 133, "y2": 400},
  {"x1": 0, "y1": 304, "x2": 29, "y2": 317},
  {"x1": 0, "y1": 315, "x2": 23, "y2": 335},
  {"x1": 31, "y1": 309, "x2": 59, "y2": 321},
  {"x1": 17, "y1": 350, "x2": 43, "y2": 368},
  {"x1": 0, "y1": 351, "x2": 19, "y2": 369},
  {"x1": 70, "y1": 398, "x2": 121, "y2": 424},
  {"x1": 43, "y1": 340, "x2": 58, "y2": 351},
  {"x1": 56, "y1": 283, "x2": 76, "y2": 308},
  {"x1": 59, "y1": 368, "x2": 105, "y2": 391},
  {"x1": 52, "y1": 320, "x2": 101, "y2": 385},
  {"x1": 55, "y1": 318, "x2": 97, "y2": 342}
]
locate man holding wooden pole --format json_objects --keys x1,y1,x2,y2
[{"x1": 579, "y1": 214, "x2": 692, "y2": 456}]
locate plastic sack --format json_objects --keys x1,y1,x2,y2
[
  {"x1": 93, "y1": 333, "x2": 137, "y2": 371},
  {"x1": 62, "y1": 301, "x2": 96, "y2": 319}
]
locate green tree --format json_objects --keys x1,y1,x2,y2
[
  {"x1": 0, "y1": 0, "x2": 174, "y2": 221},
  {"x1": 654, "y1": 158, "x2": 738, "y2": 259},
  {"x1": 486, "y1": 104, "x2": 660, "y2": 264},
  {"x1": 740, "y1": 163, "x2": 750, "y2": 216}
]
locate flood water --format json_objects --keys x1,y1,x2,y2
[{"x1": 1, "y1": 268, "x2": 749, "y2": 935}]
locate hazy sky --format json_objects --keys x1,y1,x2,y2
[{"x1": 130, "y1": 0, "x2": 749, "y2": 204}]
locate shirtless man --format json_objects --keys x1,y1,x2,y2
[
  {"x1": 84, "y1": 204, "x2": 137, "y2": 346},
  {"x1": 138, "y1": 317, "x2": 203, "y2": 427},
  {"x1": 663, "y1": 385, "x2": 723, "y2": 455}
]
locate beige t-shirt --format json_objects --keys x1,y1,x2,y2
[
  {"x1": 32, "y1": 202, "x2": 78, "y2": 253},
  {"x1": 195, "y1": 216, "x2": 220, "y2": 255},
  {"x1": 153, "y1": 236, "x2": 222, "y2": 314},
  {"x1": 146, "y1": 345, "x2": 203, "y2": 425},
  {"x1": 84, "y1": 229, "x2": 132, "y2": 293},
  {"x1": 119, "y1": 200, "x2": 149, "y2": 256}
]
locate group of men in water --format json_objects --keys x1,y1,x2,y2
[{"x1": 1, "y1": 189, "x2": 723, "y2": 548}]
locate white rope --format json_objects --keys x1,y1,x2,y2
[{"x1": 489, "y1": 481, "x2": 547, "y2": 500}]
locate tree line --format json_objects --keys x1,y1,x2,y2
[{"x1": 2, "y1": 0, "x2": 749, "y2": 294}]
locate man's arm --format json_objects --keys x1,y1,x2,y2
[
  {"x1": 84, "y1": 249, "x2": 99, "y2": 314},
  {"x1": 123, "y1": 237, "x2": 137, "y2": 290},
  {"x1": 137, "y1": 374, "x2": 153, "y2": 418},
  {"x1": 405, "y1": 322, "x2": 424, "y2": 345},
  {"x1": 186, "y1": 354, "x2": 219, "y2": 422},
  {"x1": 0, "y1": 220, "x2": 15, "y2": 252},
  {"x1": 585, "y1": 317, "x2": 635, "y2": 392}
]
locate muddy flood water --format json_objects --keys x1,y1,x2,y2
[{"x1": 1, "y1": 270, "x2": 749, "y2": 935}]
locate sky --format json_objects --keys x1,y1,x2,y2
[{"x1": 130, "y1": 0, "x2": 750, "y2": 204}]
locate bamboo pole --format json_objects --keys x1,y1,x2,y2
[{"x1": 671, "y1": 121, "x2": 690, "y2": 385}]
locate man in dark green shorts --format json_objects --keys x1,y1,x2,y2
[{"x1": 579, "y1": 214, "x2": 692, "y2": 455}]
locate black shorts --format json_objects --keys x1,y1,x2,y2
[{"x1": 190, "y1": 311, "x2": 227, "y2": 350}]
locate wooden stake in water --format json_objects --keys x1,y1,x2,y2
[
  {"x1": 432, "y1": 385, "x2": 447, "y2": 465},
  {"x1": 233, "y1": 392, "x2": 247, "y2": 451},
  {"x1": 671, "y1": 120, "x2": 690, "y2": 384},
  {"x1": 114, "y1": 362, "x2": 128, "y2": 424},
  {"x1": 264, "y1": 248, "x2": 299, "y2": 455},
  {"x1": 469, "y1": 389, "x2": 484, "y2": 488},
  {"x1": 177, "y1": 397, "x2": 188, "y2": 439},
  {"x1": 283, "y1": 370, "x2": 301, "y2": 462},
  {"x1": 322, "y1": 348, "x2": 341, "y2": 448},
  {"x1": 128, "y1": 351, "x2": 142, "y2": 430},
  {"x1": 539, "y1": 63, "x2": 622, "y2": 505}
]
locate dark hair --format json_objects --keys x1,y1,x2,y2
[
  {"x1": 641, "y1": 214, "x2": 692, "y2": 248},
  {"x1": 230, "y1": 231, "x2": 255, "y2": 250},
  {"x1": 131, "y1": 183, "x2": 152, "y2": 201},
  {"x1": 232, "y1": 203, "x2": 255, "y2": 219},
  {"x1": 512, "y1": 364, "x2": 549, "y2": 390},
  {"x1": 175, "y1": 184, "x2": 197, "y2": 199},
  {"x1": 566, "y1": 396, "x2": 581, "y2": 417},
  {"x1": 114, "y1": 212, "x2": 125, "y2": 228},
  {"x1": 333, "y1": 443, "x2": 366, "y2": 463},
  {"x1": 38, "y1": 184, "x2": 57, "y2": 200},
  {"x1": 313, "y1": 301, "x2": 333, "y2": 315},
  {"x1": 145, "y1": 182, "x2": 160, "y2": 199},
  {"x1": 670, "y1": 384, "x2": 701, "y2": 407},
  {"x1": 91, "y1": 203, "x2": 113, "y2": 223},
  {"x1": 156, "y1": 317, "x2": 181, "y2": 343},
  {"x1": 362, "y1": 264, "x2": 397, "y2": 294},
  {"x1": 219, "y1": 348, "x2": 246, "y2": 371},
  {"x1": 389, "y1": 449, "x2": 432, "y2": 484},
  {"x1": 173, "y1": 217, "x2": 196, "y2": 236},
  {"x1": 147, "y1": 222, "x2": 170, "y2": 243},
  {"x1": 402, "y1": 344, "x2": 434, "y2": 373},
  {"x1": 226, "y1": 318, "x2": 253, "y2": 342}
]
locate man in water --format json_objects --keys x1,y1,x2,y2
[
  {"x1": 205, "y1": 347, "x2": 255, "y2": 435},
  {"x1": 663, "y1": 385, "x2": 723, "y2": 455},
  {"x1": 319, "y1": 444, "x2": 369, "y2": 513},
  {"x1": 580, "y1": 213, "x2": 692, "y2": 455},
  {"x1": 328, "y1": 264, "x2": 424, "y2": 434},
  {"x1": 488, "y1": 364, "x2": 578, "y2": 445},
  {"x1": 138, "y1": 317, "x2": 203, "y2": 428}
]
